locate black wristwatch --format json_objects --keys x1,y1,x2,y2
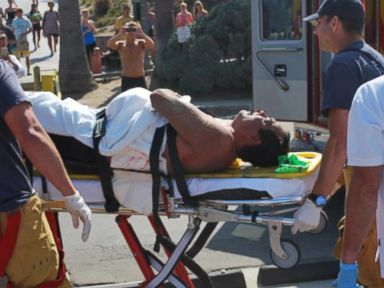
[{"x1": 308, "y1": 193, "x2": 327, "y2": 208}]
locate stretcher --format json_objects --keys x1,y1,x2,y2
[{"x1": 35, "y1": 143, "x2": 324, "y2": 288}]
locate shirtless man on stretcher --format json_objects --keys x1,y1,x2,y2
[
  {"x1": 28, "y1": 87, "x2": 289, "y2": 175},
  {"x1": 150, "y1": 89, "x2": 289, "y2": 173}
]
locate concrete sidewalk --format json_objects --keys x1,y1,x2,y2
[{"x1": 78, "y1": 267, "x2": 336, "y2": 288}]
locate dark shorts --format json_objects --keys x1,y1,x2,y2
[
  {"x1": 46, "y1": 33, "x2": 59, "y2": 37},
  {"x1": 121, "y1": 76, "x2": 147, "y2": 92},
  {"x1": 85, "y1": 42, "x2": 96, "y2": 58},
  {"x1": 32, "y1": 23, "x2": 41, "y2": 31}
]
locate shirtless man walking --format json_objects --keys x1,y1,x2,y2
[{"x1": 107, "y1": 21, "x2": 154, "y2": 92}]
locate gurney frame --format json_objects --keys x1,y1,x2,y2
[{"x1": 43, "y1": 190, "x2": 328, "y2": 288}]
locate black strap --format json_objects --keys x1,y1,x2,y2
[
  {"x1": 166, "y1": 124, "x2": 193, "y2": 203},
  {"x1": 186, "y1": 222, "x2": 218, "y2": 259},
  {"x1": 41, "y1": 176, "x2": 48, "y2": 195},
  {"x1": 92, "y1": 109, "x2": 120, "y2": 213},
  {"x1": 24, "y1": 158, "x2": 34, "y2": 184},
  {"x1": 157, "y1": 231, "x2": 213, "y2": 288},
  {"x1": 150, "y1": 125, "x2": 166, "y2": 216}
]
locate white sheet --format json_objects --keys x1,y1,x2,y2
[
  {"x1": 26, "y1": 88, "x2": 167, "y2": 153},
  {"x1": 34, "y1": 168, "x2": 319, "y2": 214},
  {"x1": 27, "y1": 89, "x2": 196, "y2": 173}
]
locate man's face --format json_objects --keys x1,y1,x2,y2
[
  {"x1": 312, "y1": 15, "x2": 335, "y2": 52},
  {"x1": 125, "y1": 25, "x2": 138, "y2": 38},
  {"x1": 232, "y1": 110, "x2": 284, "y2": 143},
  {"x1": 123, "y1": 7, "x2": 130, "y2": 16}
]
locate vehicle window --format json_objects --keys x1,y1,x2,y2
[{"x1": 261, "y1": 0, "x2": 302, "y2": 41}]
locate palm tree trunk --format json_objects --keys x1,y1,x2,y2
[
  {"x1": 59, "y1": 0, "x2": 97, "y2": 96},
  {"x1": 150, "y1": 0, "x2": 173, "y2": 89}
]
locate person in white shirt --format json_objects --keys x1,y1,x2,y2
[
  {"x1": 11, "y1": 8, "x2": 32, "y2": 74},
  {"x1": 0, "y1": 32, "x2": 25, "y2": 77},
  {"x1": 342, "y1": 74, "x2": 384, "y2": 287}
]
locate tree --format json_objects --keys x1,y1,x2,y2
[
  {"x1": 157, "y1": 0, "x2": 252, "y2": 95},
  {"x1": 59, "y1": 0, "x2": 97, "y2": 95},
  {"x1": 150, "y1": 0, "x2": 174, "y2": 89}
]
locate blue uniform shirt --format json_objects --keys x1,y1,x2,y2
[
  {"x1": 0, "y1": 60, "x2": 33, "y2": 212},
  {"x1": 322, "y1": 40, "x2": 384, "y2": 116}
]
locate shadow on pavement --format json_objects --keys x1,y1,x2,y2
[
  {"x1": 206, "y1": 189, "x2": 345, "y2": 265},
  {"x1": 31, "y1": 55, "x2": 54, "y2": 65}
]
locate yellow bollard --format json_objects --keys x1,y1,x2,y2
[{"x1": 41, "y1": 74, "x2": 55, "y2": 92}]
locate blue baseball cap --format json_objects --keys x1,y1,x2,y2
[{"x1": 303, "y1": 0, "x2": 365, "y2": 26}]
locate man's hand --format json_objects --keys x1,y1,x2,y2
[
  {"x1": 331, "y1": 262, "x2": 362, "y2": 287},
  {"x1": 136, "y1": 26, "x2": 145, "y2": 37},
  {"x1": 291, "y1": 198, "x2": 322, "y2": 234},
  {"x1": 118, "y1": 26, "x2": 127, "y2": 36},
  {"x1": 64, "y1": 191, "x2": 92, "y2": 242}
]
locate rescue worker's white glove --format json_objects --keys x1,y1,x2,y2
[
  {"x1": 291, "y1": 198, "x2": 322, "y2": 234},
  {"x1": 64, "y1": 191, "x2": 92, "y2": 242}
]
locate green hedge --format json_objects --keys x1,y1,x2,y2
[{"x1": 158, "y1": 0, "x2": 251, "y2": 95}]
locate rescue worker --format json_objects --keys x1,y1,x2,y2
[
  {"x1": 0, "y1": 61, "x2": 92, "y2": 287},
  {"x1": 293, "y1": 0, "x2": 384, "y2": 287}
]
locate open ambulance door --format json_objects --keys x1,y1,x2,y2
[{"x1": 251, "y1": 0, "x2": 310, "y2": 122}]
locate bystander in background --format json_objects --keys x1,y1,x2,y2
[
  {"x1": 81, "y1": 9, "x2": 97, "y2": 68},
  {"x1": 4, "y1": 0, "x2": 17, "y2": 26},
  {"x1": 107, "y1": 21, "x2": 154, "y2": 91},
  {"x1": 28, "y1": 3, "x2": 42, "y2": 50},
  {"x1": 12, "y1": 8, "x2": 31, "y2": 75},
  {"x1": 0, "y1": 32, "x2": 25, "y2": 77},
  {"x1": 176, "y1": 2, "x2": 193, "y2": 44},
  {"x1": 42, "y1": 0, "x2": 59, "y2": 56},
  {"x1": 145, "y1": 1, "x2": 156, "y2": 38},
  {"x1": 144, "y1": 1, "x2": 156, "y2": 65},
  {"x1": 0, "y1": 14, "x2": 15, "y2": 52},
  {"x1": 114, "y1": 4, "x2": 132, "y2": 34},
  {"x1": 193, "y1": 1, "x2": 208, "y2": 24}
]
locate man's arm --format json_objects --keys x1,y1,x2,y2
[
  {"x1": 4, "y1": 102, "x2": 76, "y2": 196},
  {"x1": 311, "y1": 108, "x2": 349, "y2": 197},
  {"x1": 107, "y1": 30, "x2": 123, "y2": 51},
  {"x1": 136, "y1": 26, "x2": 154, "y2": 50},
  {"x1": 5, "y1": 54, "x2": 26, "y2": 77},
  {"x1": 342, "y1": 166, "x2": 383, "y2": 263},
  {"x1": 5, "y1": 102, "x2": 92, "y2": 241},
  {"x1": 84, "y1": 20, "x2": 96, "y2": 34},
  {"x1": 25, "y1": 18, "x2": 32, "y2": 35},
  {"x1": 150, "y1": 89, "x2": 232, "y2": 150},
  {"x1": 291, "y1": 108, "x2": 348, "y2": 234}
]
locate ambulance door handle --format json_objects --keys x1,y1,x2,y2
[
  {"x1": 259, "y1": 47, "x2": 303, "y2": 53},
  {"x1": 256, "y1": 48, "x2": 302, "y2": 91}
]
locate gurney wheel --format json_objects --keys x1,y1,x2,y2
[
  {"x1": 308, "y1": 210, "x2": 328, "y2": 235},
  {"x1": 270, "y1": 239, "x2": 300, "y2": 269}
]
